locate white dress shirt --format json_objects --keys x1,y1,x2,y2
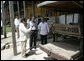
[
  {"x1": 30, "y1": 21, "x2": 37, "y2": 30},
  {"x1": 27, "y1": 19, "x2": 31, "y2": 29},
  {"x1": 14, "y1": 18, "x2": 21, "y2": 27},
  {"x1": 19, "y1": 23, "x2": 32, "y2": 42},
  {"x1": 38, "y1": 22, "x2": 49, "y2": 35}
]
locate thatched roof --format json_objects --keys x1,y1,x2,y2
[{"x1": 37, "y1": 1, "x2": 83, "y2": 13}]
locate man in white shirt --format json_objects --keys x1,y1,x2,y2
[
  {"x1": 19, "y1": 18, "x2": 32, "y2": 57},
  {"x1": 27, "y1": 18, "x2": 32, "y2": 29},
  {"x1": 29, "y1": 17, "x2": 38, "y2": 50},
  {"x1": 38, "y1": 17, "x2": 49, "y2": 44},
  {"x1": 14, "y1": 15, "x2": 21, "y2": 38}
]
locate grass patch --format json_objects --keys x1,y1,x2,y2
[{"x1": 6, "y1": 25, "x2": 11, "y2": 32}]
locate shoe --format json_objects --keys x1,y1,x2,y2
[
  {"x1": 22, "y1": 55, "x2": 27, "y2": 58},
  {"x1": 34, "y1": 47, "x2": 36, "y2": 49},
  {"x1": 30, "y1": 49, "x2": 32, "y2": 50},
  {"x1": 30, "y1": 48, "x2": 32, "y2": 50}
]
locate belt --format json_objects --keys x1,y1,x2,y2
[{"x1": 31, "y1": 30, "x2": 37, "y2": 31}]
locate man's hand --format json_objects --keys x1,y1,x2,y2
[{"x1": 32, "y1": 25, "x2": 33, "y2": 28}]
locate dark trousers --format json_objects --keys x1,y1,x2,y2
[
  {"x1": 30, "y1": 30, "x2": 37, "y2": 49},
  {"x1": 41, "y1": 35, "x2": 47, "y2": 45},
  {"x1": 53, "y1": 33, "x2": 55, "y2": 42}
]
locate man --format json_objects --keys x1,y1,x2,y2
[
  {"x1": 19, "y1": 18, "x2": 32, "y2": 57},
  {"x1": 38, "y1": 17, "x2": 49, "y2": 45},
  {"x1": 36, "y1": 15, "x2": 42, "y2": 25},
  {"x1": 29, "y1": 17, "x2": 38, "y2": 50},
  {"x1": 34, "y1": 17, "x2": 38, "y2": 25},
  {"x1": 27, "y1": 17, "x2": 32, "y2": 29},
  {"x1": 14, "y1": 15, "x2": 21, "y2": 38}
]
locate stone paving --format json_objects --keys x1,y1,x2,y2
[{"x1": 1, "y1": 32, "x2": 55, "y2": 60}]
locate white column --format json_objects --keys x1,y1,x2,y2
[
  {"x1": 17, "y1": 1, "x2": 20, "y2": 18},
  {"x1": 23, "y1": 1, "x2": 26, "y2": 18},
  {"x1": 1, "y1": 1, "x2": 7, "y2": 38}
]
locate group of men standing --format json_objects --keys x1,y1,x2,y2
[{"x1": 14, "y1": 15, "x2": 49, "y2": 57}]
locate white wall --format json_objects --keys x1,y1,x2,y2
[
  {"x1": 58, "y1": 13, "x2": 79, "y2": 24},
  {"x1": 74, "y1": 13, "x2": 79, "y2": 23},
  {"x1": 59, "y1": 15, "x2": 65, "y2": 24},
  {"x1": 67, "y1": 14, "x2": 73, "y2": 24}
]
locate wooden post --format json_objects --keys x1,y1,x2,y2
[
  {"x1": 5, "y1": 7, "x2": 7, "y2": 23},
  {"x1": 27, "y1": 7, "x2": 28, "y2": 18},
  {"x1": 1, "y1": 2, "x2": 3, "y2": 35},
  {"x1": 17, "y1": 1, "x2": 20, "y2": 18},
  {"x1": 55, "y1": 9, "x2": 57, "y2": 23},
  {"x1": 9, "y1": 1, "x2": 17, "y2": 56},
  {"x1": 46, "y1": 9, "x2": 49, "y2": 17},
  {"x1": 1, "y1": 1, "x2": 7, "y2": 38},
  {"x1": 65, "y1": 12, "x2": 67, "y2": 24},
  {"x1": 32, "y1": 1, "x2": 35, "y2": 17},
  {"x1": 26, "y1": 2, "x2": 28, "y2": 18},
  {"x1": 41, "y1": 8, "x2": 42, "y2": 17},
  {"x1": 40, "y1": 1, "x2": 42, "y2": 17},
  {"x1": 72, "y1": 14, "x2": 74, "y2": 23},
  {"x1": 4, "y1": 6, "x2": 8, "y2": 35},
  {"x1": 23, "y1": 1, "x2": 26, "y2": 18}
]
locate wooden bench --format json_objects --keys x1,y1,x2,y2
[
  {"x1": 51, "y1": 24, "x2": 83, "y2": 42},
  {"x1": 39, "y1": 42, "x2": 81, "y2": 60}
]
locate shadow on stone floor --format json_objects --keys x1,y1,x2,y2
[
  {"x1": 26, "y1": 50, "x2": 37, "y2": 57},
  {"x1": 17, "y1": 52, "x2": 21, "y2": 55},
  {"x1": 43, "y1": 56, "x2": 56, "y2": 60},
  {"x1": 1, "y1": 36, "x2": 11, "y2": 40}
]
